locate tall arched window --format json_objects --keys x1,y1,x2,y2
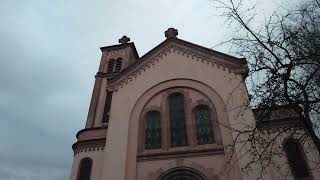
[
  {"x1": 102, "y1": 91, "x2": 113, "y2": 124},
  {"x1": 284, "y1": 139, "x2": 310, "y2": 178},
  {"x1": 169, "y1": 93, "x2": 188, "y2": 147},
  {"x1": 145, "y1": 111, "x2": 161, "y2": 149},
  {"x1": 77, "y1": 158, "x2": 92, "y2": 180},
  {"x1": 114, "y1": 58, "x2": 123, "y2": 73},
  {"x1": 107, "y1": 59, "x2": 115, "y2": 73},
  {"x1": 194, "y1": 105, "x2": 214, "y2": 145}
]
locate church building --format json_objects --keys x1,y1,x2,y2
[{"x1": 69, "y1": 28, "x2": 320, "y2": 180}]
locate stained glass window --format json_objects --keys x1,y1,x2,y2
[
  {"x1": 145, "y1": 111, "x2": 161, "y2": 149},
  {"x1": 107, "y1": 59, "x2": 115, "y2": 73},
  {"x1": 114, "y1": 58, "x2": 123, "y2": 73},
  {"x1": 169, "y1": 93, "x2": 188, "y2": 147},
  {"x1": 194, "y1": 105, "x2": 214, "y2": 145},
  {"x1": 77, "y1": 158, "x2": 92, "y2": 180},
  {"x1": 284, "y1": 139, "x2": 310, "y2": 178}
]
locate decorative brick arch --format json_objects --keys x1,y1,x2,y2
[
  {"x1": 125, "y1": 78, "x2": 236, "y2": 180},
  {"x1": 137, "y1": 86, "x2": 222, "y2": 153},
  {"x1": 149, "y1": 161, "x2": 219, "y2": 180},
  {"x1": 157, "y1": 167, "x2": 208, "y2": 180}
]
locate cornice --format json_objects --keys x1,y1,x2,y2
[
  {"x1": 106, "y1": 42, "x2": 247, "y2": 91},
  {"x1": 72, "y1": 138, "x2": 106, "y2": 155},
  {"x1": 259, "y1": 126, "x2": 305, "y2": 135},
  {"x1": 76, "y1": 127, "x2": 108, "y2": 139},
  {"x1": 137, "y1": 146, "x2": 224, "y2": 161},
  {"x1": 100, "y1": 42, "x2": 139, "y2": 59},
  {"x1": 95, "y1": 72, "x2": 107, "y2": 78},
  {"x1": 257, "y1": 117, "x2": 305, "y2": 133},
  {"x1": 172, "y1": 38, "x2": 245, "y2": 63}
]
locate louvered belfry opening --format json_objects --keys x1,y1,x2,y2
[
  {"x1": 114, "y1": 58, "x2": 123, "y2": 73},
  {"x1": 107, "y1": 59, "x2": 115, "y2": 74},
  {"x1": 107, "y1": 58, "x2": 122, "y2": 74}
]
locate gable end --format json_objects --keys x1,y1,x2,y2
[{"x1": 106, "y1": 40, "x2": 248, "y2": 91}]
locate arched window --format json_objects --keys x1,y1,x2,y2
[
  {"x1": 102, "y1": 91, "x2": 113, "y2": 124},
  {"x1": 145, "y1": 111, "x2": 161, "y2": 149},
  {"x1": 169, "y1": 93, "x2": 188, "y2": 147},
  {"x1": 114, "y1": 58, "x2": 123, "y2": 73},
  {"x1": 194, "y1": 105, "x2": 214, "y2": 145},
  {"x1": 77, "y1": 158, "x2": 92, "y2": 180},
  {"x1": 107, "y1": 59, "x2": 115, "y2": 73},
  {"x1": 284, "y1": 139, "x2": 310, "y2": 178}
]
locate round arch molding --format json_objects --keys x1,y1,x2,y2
[
  {"x1": 157, "y1": 167, "x2": 209, "y2": 180},
  {"x1": 125, "y1": 78, "x2": 235, "y2": 180}
]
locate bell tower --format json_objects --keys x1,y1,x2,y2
[
  {"x1": 86, "y1": 35, "x2": 139, "y2": 128},
  {"x1": 69, "y1": 36, "x2": 139, "y2": 180}
]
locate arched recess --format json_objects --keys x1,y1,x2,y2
[
  {"x1": 125, "y1": 79, "x2": 238, "y2": 180},
  {"x1": 76, "y1": 157, "x2": 93, "y2": 180},
  {"x1": 148, "y1": 160, "x2": 219, "y2": 180},
  {"x1": 283, "y1": 138, "x2": 311, "y2": 179},
  {"x1": 157, "y1": 167, "x2": 208, "y2": 180}
]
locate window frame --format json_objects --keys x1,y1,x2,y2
[
  {"x1": 144, "y1": 110, "x2": 162, "y2": 149},
  {"x1": 193, "y1": 104, "x2": 215, "y2": 145},
  {"x1": 168, "y1": 92, "x2": 188, "y2": 147},
  {"x1": 138, "y1": 88, "x2": 223, "y2": 158}
]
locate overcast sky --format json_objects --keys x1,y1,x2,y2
[{"x1": 0, "y1": 0, "x2": 293, "y2": 179}]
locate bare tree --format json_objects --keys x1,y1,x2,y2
[{"x1": 210, "y1": 0, "x2": 320, "y2": 179}]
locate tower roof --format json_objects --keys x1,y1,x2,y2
[{"x1": 100, "y1": 42, "x2": 139, "y2": 60}]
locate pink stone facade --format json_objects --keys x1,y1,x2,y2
[{"x1": 69, "y1": 28, "x2": 320, "y2": 180}]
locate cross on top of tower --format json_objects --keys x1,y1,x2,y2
[{"x1": 119, "y1": 35, "x2": 130, "y2": 44}]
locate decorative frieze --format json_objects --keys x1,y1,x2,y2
[
  {"x1": 72, "y1": 138, "x2": 106, "y2": 155},
  {"x1": 137, "y1": 146, "x2": 224, "y2": 161}
]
